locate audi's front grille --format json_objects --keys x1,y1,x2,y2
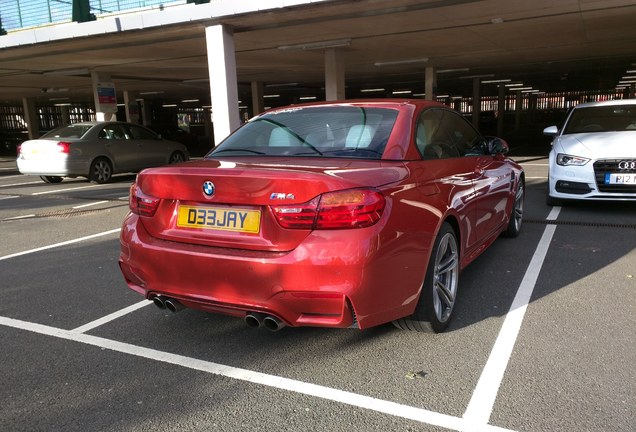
[{"x1": 593, "y1": 159, "x2": 636, "y2": 193}]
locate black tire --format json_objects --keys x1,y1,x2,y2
[
  {"x1": 168, "y1": 151, "x2": 186, "y2": 164},
  {"x1": 502, "y1": 180, "x2": 524, "y2": 238},
  {"x1": 89, "y1": 157, "x2": 113, "y2": 184},
  {"x1": 393, "y1": 222, "x2": 460, "y2": 333},
  {"x1": 40, "y1": 175, "x2": 63, "y2": 184}
]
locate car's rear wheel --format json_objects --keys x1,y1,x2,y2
[
  {"x1": 169, "y1": 151, "x2": 186, "y2": 164},
  {"x1": 393, "y1": 222, "x2": 459, "y2": 333},
  {"x1": 502, "y1": 180, "x2": 524, "y2": 238},
  {"x1": 89, "y1": 158, "x2": 113, "y2": 184},
  {"x1": 40, "y1": 175, "x2": 63, "y2": 184}
]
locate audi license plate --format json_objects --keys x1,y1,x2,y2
[
  {"x1": 605, "y1": 173, "x2": 636, "y2": 184},
  {"x1": 177, "y1": 205, "x2": 261, "y2": 233}
]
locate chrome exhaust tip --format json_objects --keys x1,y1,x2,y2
[
  {"x1": 263, "y1": 315, "x2": 285, "y2": 332},
  {"x1": 164, "y1": 298, "x2": 185, "y2": 313},
  {"x1": 152, "y1": 295, "x2": 167, "y2": 309},
  {"x1": 245, "y1": 312, "x2": 265, "y2": 328}
]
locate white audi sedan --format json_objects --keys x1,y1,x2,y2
[
  {"x1": 17, "y1": 121, "x2": 189, "y2": 184},
  {"x1": 543, "y1": 99, "x2": 636, "y2": 205}
]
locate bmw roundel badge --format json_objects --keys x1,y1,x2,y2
[{"x1": 202, "y1": 181, "x2": 215, "y2": 197}]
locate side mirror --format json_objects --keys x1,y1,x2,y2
[
  {"x1": 484, "y1": 136, "x2": 509, "y2": 155},
  {"x1": 543, "y1": 125, "x2": 558, "y2": 136}
]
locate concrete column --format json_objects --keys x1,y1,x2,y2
[
  {"x1": 91, "y1": 72, "x2": 118, "y2": 121},
  {"x1": 203, "y1": 108, "x2": 214, "y2": 149},
  {"x1": 528, "y1": 93, "x2": 537, "y2": 125},
  {"x1": 425, "y1": 66, "x2": 437, "y2": 100},
  {"x1": 140, "y1": 100, "x2": 152, "y2": 127},
  {"x1": 124, "y1": 91, "x2": 140, "y2": 124},
  {"x1": 60, "y1": 105, "x2": 71, "y2": 126},
  {"x1": 515, "y1": 91, "x2": 522, "y2": 131},
  {"x1": 22, "y1": 97, "x2": 40, "y2": 139},
  {"x1": 251, "y1": 81, "x2": 264, "y2": 115},
  {"x1": 472, "y1": 77, "x2": 481, "y2": 129},
  {"x1": 206, "y1": 24, "x2": 241, "y2": 144},
  {"x1": 325, "y1": 48, "x2": 345, "y2": 101},
  {"x1": 497, "y1": 83, "x2": 505, "y2": 137}
]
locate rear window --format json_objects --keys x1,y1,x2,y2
[
  {"x1": 42, "y1": 124, "x2": 92, "y2": 139},
  {"x1": 563, "y1": 105, "x2": 636, "y2": 134},
  {"x1": 208, "y1": 106, "x2": 399, "y2": 159}
]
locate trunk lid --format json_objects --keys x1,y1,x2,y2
[
  {"x1": 18, "y1": 138, "x2": 76, "y2": 160},
  {"x1": 136, "y1": 157, "x2": 407, "y2": 252}
]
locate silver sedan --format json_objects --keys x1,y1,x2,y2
[{"x1": 17, "y1": 121, "x2": 189, "y2": 183}]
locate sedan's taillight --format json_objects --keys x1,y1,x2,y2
[
  {"x1": 271, "y1": 188, "x2": 385, "y2": 230},
  {"x1": 56, "y1": 142, "x2": 72, "y2": 154},
  {"x1": 129, "y1": 183, "x2": 160, "y2": 217}
]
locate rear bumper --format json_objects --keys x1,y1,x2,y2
[
  {"x1": 17, "y1": 155, "x2": 90, "y2": 177},
  {"x1": 118, "y1": 212, "x2": 420, "y2": 329}
]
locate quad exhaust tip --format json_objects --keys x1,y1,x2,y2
[
  {"x1": 152, "y1": 295, "x2": 167, "y2": 309},
  {"x1": 152, "y1": 295, "x2": 184, "y2": 313},
  {"x1": 263, "y1": 315, "x2": 285, "y2": 332},
  {"x1": 245, "y1": 312, "x2": 266, "y2": 328},
  {"x1": 152, "y1": 299, "x2": 282, "y2": 327},
  {"x1": 245, "y1": 312, "x2": 286, "y2": 331}
]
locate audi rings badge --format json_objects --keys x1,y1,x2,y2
[{"x1": 618, "y1": 160, "x2": 636, "y2": 170}]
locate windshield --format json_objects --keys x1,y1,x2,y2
[
  {"x1": 563, "y1": 105, "x2": 636, "y2": 134},
  {"x1": 208, "y1": 106, "x2": 399, "y2": 159},
  {"x1": 42, "y1": 124, "x2": 93, "y2": 139}
]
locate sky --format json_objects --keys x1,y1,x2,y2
[{"x1": 0, "y1": 0, "x2": 181, "y2": 30}]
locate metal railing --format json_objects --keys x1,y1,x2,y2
[{"x1": 0, "y1": 0, "x2": 190, "y2": 32}]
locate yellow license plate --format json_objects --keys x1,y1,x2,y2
[{"x1": 177, "y1": 205, "x2": 261, "y2": 233}]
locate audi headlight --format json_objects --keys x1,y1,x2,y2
[{"x1": 556, "y1": 153, "x2": 590, "y2": 166}]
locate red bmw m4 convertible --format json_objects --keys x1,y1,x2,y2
[{"x1": 119, "y1": 100, "x2": 524, "y2": 333}]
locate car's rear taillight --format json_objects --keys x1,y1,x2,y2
[
  {"x1": 17, "y1": 144, "x2": 22, "y2": 156},
  {"x1": 271, "y1": 197, "x2": 320, "y2": 229},
  {"x1": 56, "y1": 142, "x2": 72, "y2": 153},
  {"x1": 129, "y1": 183, "x2": 160, "y2": 217},
  {"x1": 271, "y1": 188, "x2": 385, "y2": 230},
  {"x1": 316, "y1": 189, "x2": 385, "y2": 229}
]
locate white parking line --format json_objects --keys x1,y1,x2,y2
[
  {"x1": 72, "y1": 300, "x2": 152, "y2": 333},
  {"x1": 0, "y1": 228, "x2": 121, "y2": 261},
  {"x1": 0, "y1": 180, "x2": 42, "y2": 187},
  {"x1": 32, "y1": 184, "x2": 106, "y2": 195},
  {"x1": 0, "y1": 195, "x2": 19, "y2": 200},
  {"x1": 72, "y1": 200, "x2": 109, "y2": 209},
  {"x1": 2, "y1": 214, "x2": 35, "y2": 221},
  {"x1": 462, "y1": 207, "x2": 561, "y2": 428},
  {"x1": 0, "y1": 315, "x2": 516, "y2": 432}
]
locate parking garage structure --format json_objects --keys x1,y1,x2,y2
[{"x1": 1, "y1": 0, "x2": 636, "y2": 155}]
